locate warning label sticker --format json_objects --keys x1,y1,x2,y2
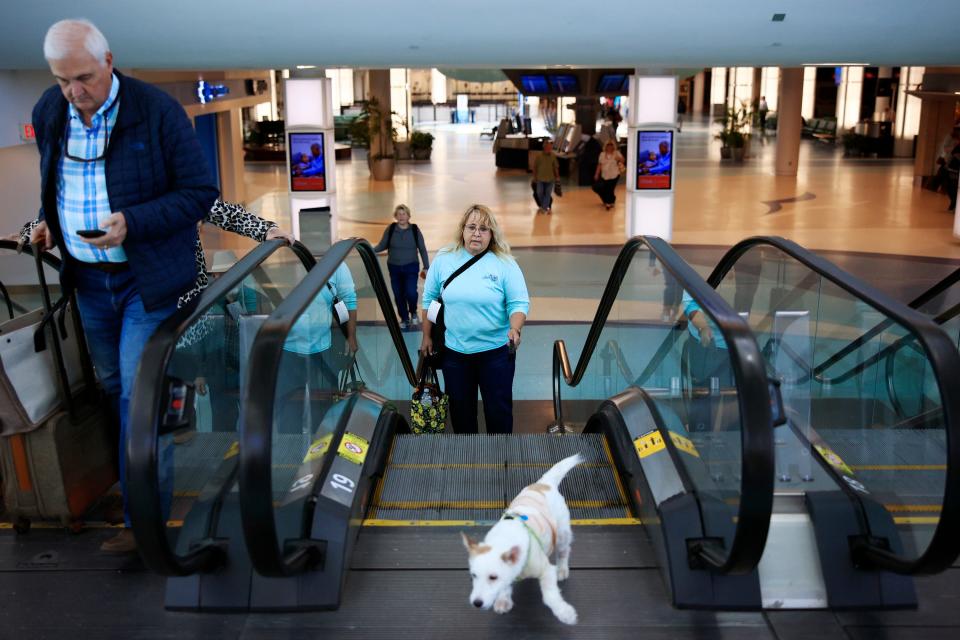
[
  {"x1": 669, "y1": 432, "x2": 700, "y2": 458},
  {"x1": 304, "y1": 434, "x2": 334, "y2": 463},
  {"x1": 634, "y1": 430, "x2": 665, "y2": 459},
  {"x1": 337, "y1": 432, "x2": 370, "y2": 465},
  {"x1": 223, "y1": 441, "x2": 239, "y2": 460},
  {"x1": 814, "y1": 444, "x2": 853, "y2": 477}
]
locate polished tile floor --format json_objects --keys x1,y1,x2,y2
[{"x1": 207, "y1": 115, "x2": 960, "y2": 264}]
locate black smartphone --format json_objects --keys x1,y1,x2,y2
[{"x1": 76, "y1": 229, "x2": 106, "y2": 238}]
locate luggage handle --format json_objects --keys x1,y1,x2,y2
[{"x1": 32, "y1": 248, "x2": 98, "y2": 417}]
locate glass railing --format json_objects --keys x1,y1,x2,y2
[
  {"x1": 239, "y1": 239, "x2": 416, "y2": 577},
  {"x1": 553, "y1": 236, "x2": 774, "y2": 574},
  {"x1": 127, "y1": 240, "x2": 314, "y2": 576},
  {"x1": 708, "y1": 237, "x2": 960, "y2": 575}
]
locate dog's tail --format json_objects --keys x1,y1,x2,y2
[{"x1": 539, "y1": 453, "x2": 583, "y2": 488}]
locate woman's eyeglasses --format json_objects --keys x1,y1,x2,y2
[{"x1": 464, "y1": 224, "x2": 490, "y2": 234}]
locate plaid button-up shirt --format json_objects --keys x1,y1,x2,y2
[{"x1": 56, "y1": 73, "x2": 126, "y2": 263}]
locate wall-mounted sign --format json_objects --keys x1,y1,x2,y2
[{"x1": 19, "y1": 123, "x2": 35, "y2": 143}]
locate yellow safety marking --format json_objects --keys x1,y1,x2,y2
[
  {"x1": 338, "y1": 432, "x2": 370, "y2": 465},
  {"x1": 852, "y1": 464, "x2": 947, "y2": 471},
  {"x1": 813, "y1": 444, "x2": 854, "y2": 476},
  {"x1": 669, "y1": 432, "x2": 700, "y2": 458},
  {"x1": 368, "y1": 436, "x2": 398, "y2": 520},
  {"x1": 374, "y1": 499, "x2": 624, "y2": 510},
  {"x1": 361, "y1": 517, "x2": 642, "y2": 527},
  {"x1": 385, "y1": 462, "x2": 612, "y2": 470},
  {"x1": 635, "y1": 430, "x2": 665, "y2": 459},
  {"x1": 223, "y1": 441, "x2": 239, "y2": 460},
  {"x1": 893, "y1": 516, "x2": 940, "y2": 525},
  {"x1": 0, "y1": 521, "x2": 184, "y2": 530},
  {"x1": 601, "y1": 434, "x2": 633, "y2": 518},
  {"x1": 884, "y1": 504, "x2": 942, "y2": 513},
  {"x1": 304, "y1": 434, "x2": 333, "y2": 463}
]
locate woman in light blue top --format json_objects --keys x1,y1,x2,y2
[
  {"x1": 420, "y1": 204, "x2": 529, "y2": 434},
  {"x1": 274, "y1": 262, "x2": 358, "y2": 434}
]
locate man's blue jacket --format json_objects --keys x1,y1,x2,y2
[{"x1": 32, "y1": 71, "x2": 218, "y2": 311}]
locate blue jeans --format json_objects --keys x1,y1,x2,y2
[
  {"x1": 388, "y1": 262, "x2": 420, "y2": 324},
  {"x1": 72, "y1": 265, "x2": 179, "y2": 526},
  {"x1": 442, "y1": 345, "x2": 515, "y2": 434},
  {"x1": 535, "y1": 181, "x2": 554, "y2": 210}
]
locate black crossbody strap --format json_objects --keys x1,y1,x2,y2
[{"x1": 441, "y1": 249, "x2": 488, "y2": 293}]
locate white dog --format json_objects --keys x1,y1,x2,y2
[{"x1": 460, "y1": 453, "x2": 582, "y2": 625}]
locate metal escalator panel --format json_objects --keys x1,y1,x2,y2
[
  {"x1": 128, "y1": 240, "x2": 314, "y2": 579},
  {"x1": 709, "y1": 238, "x2": 960, "y2": 576},
  {"x1": 368, "y1": 434, "x2": 630, "y2": 523}
]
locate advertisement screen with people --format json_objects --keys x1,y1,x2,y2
[
  {"x1": 636, "y1": 130, "x2": 673, "y2": 190},
  {"x1": 289, "y1": 132, "x2": 326, "y2": 192}
]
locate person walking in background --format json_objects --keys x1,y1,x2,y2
[
  {"x1": 372, "y1": 204, "x2": 429, "y2": 330},
  {"x1": 29, "y1": 19, "x2": 218, "y2": 553},
  {"x1": 758, "y1": 96, "x2": 769, "y2": 133},
  {"x1": 420, "y1": 205, "x2": 529, "y2": 434},
  {"x1": 533, "y1": 140, "x2": 560, "y2": 215},
  {"x1": 677, "y1": 97, "x2": 687, "y2": 133},
  {"x1": 593, "y1": 140, "x2": 625, "y2": 210}
]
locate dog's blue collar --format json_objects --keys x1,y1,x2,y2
[{"x1": 501, "y1": 510, "x2": 549, "y2": 558}]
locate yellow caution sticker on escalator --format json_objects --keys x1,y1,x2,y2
[
  {"x1": 304, "y1": 434, "x2": 334, "y2": 463},
  {"x1": 669, "y1": 432, "x2": 700, "y2": 458},
  {"x1": 223, "y1": 441, "x2": 239, "y2": 460},
  {"x1": 634, "y1": 431, "x2": 665, "y2": 459},
  {"x1": 337, "y1": 432, "x2": 370, "y2": 465},
  {"x1": 814, "y1": 444, "x2": 853, "y2": 476}
]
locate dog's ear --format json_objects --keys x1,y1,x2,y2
[
  {"x1": 460, "y1": 532, "x2": 476, "y2": 552},
  {"x1": 501, "y1": 545, "x2": 522, "y2": 565}
]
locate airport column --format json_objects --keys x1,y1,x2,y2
[
  {"x1": 285, "y1": 77, "x2": 338, "y2": 250},
  {"x1": 775, "y1": 68, "x2": 803, "y2": 177},
  {"x1": 692, "y1": 71, "x2": 705, "y2": 116},
  {"x1": 625, "y1": 75, "x2": 678, "y2": 240}
]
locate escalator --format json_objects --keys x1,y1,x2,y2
[
  {"x1": 702, "y1": 237, "x2": 960, "y2": 607},
  {"x1": 126, "y1": 238, "x2": 315, "y2": 608},
  {"x1": 126, "y1": 234, "x2": 960, "y2": 618},
  {"x1": 232, "y1": 236, "x2": 776, "y2": 613}
]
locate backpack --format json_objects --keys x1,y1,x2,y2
[{"x1": 386, "y1": 222, "x2": 425, "y2": 257}]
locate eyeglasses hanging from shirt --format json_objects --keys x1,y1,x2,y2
[{"x1": 61, "y1": 91, "x2": 120, "y2": 163}]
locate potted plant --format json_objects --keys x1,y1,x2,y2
[
  {"x1": 410, "y1": 131, "x2": 435, "y2": 160},
  {"x1": 714, "y1": 103, "x2": 751, "y2": 161},
  {"x1": 350, "y1": 97, "x2": 398, "y2": 180}
]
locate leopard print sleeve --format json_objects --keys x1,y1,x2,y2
[
  {"x1": 17, "y1": 219, "x2": 39, "y2": 245},
  {"x1": 207, "y1": 199, "x2": 277, "y2": 242}
]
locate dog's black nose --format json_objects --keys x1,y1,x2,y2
[{"x1": 472, "y1": 599, "x2": 483, "y2": 608}]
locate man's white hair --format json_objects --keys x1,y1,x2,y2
[{"x1": 43, "y1": 19, "x2": 110, "y2": 65}]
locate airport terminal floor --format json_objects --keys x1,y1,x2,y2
[{"x1": 3, "y1": 115, "x2": 960, "y2": 639}]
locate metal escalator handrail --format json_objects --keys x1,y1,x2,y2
[
  {"x1": 552, "y1": 235, "x2": 774, "y2": 575},
  {"x1": 707, "y1": 235, "x2": 960, "y2": 575},
  {"x1": 908, "y1": 265, "x2": 960, "y2": 312},
  {"x1": 127, "y1": 239, "x2": 315, "y2": 577},
  {"x1": 239, "y1": 238, "x2": 417, "y2": 577}
]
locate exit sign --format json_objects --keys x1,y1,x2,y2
[{"x1": 19, "y1": 123, "x2": 35, "y2": 143}]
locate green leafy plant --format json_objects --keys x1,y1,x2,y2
[
  {"x1": 349, "y1": 97, "x2": 398, "y2": 160},
  {"x1": 714, "y1": 102, "x2": 752, "y2": 149},
  {"x1": 409, "y1": 131, "x2": 434, "y2": 151}
]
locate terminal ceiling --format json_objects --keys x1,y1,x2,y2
[{"x1": 1, "y1": 1, "x2": 958, "y2": 70}]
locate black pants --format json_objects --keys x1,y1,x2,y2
[
  {"x1": 388, "y1": 262, "x2": 420, "y2": 324},
  {"x1": 442, "y1": 345, "x2": 516, "y2": 434},
  {"x1": 593, "y1": 177, "x2": 619, "y2": 205}
]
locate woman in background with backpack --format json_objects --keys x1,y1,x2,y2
[{"x1": 372, "y1": 204, "x2": 430, "y2": 329}]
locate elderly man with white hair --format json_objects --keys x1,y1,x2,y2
[{"x1": 30, "y1": 18, "x2": 218, "y2": 553}]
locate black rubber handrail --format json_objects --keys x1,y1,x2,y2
[
  {"x1": 127, "y1": 239, "x2": 315, "y2": 577},
  {"x1": 552, "y1": 236, "x2": 774, "y2": 575},
  {"x1": 707, "y1": 236, "x2": 960, "y2": 575},
  {"x1": 908, "y1": 265, "x2": 960, "y2": 312},
  {"x1": 0, "y1": 239, "x2": 64, "y2": 270},
  {"x1": 239, "y1": 238, "x2": 417, "y2": 577}
]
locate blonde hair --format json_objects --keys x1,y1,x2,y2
[
  {"x1": 44, "y1": 19, "x2": 110, "y2": 65},
  {"x1": 450, "y1": 204, "x2": 512, "y2": 258},
  {"x1": 393, "y1": 204, "x2": 411, "y2": 217}
]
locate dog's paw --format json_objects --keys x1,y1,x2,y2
[
  {"x1": 553, "y1": 602, "x2": 578, "y2": 625},
  {"x1": 494, "y1": 596, "x2": 513, "y2": 614},
  {"x1": 557, "y1": 564, "x2": 570, "y2": 581}
]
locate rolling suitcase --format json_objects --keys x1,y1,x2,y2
[{"x1": 0, "y1": 249, "x2": 117, "y2": 532}]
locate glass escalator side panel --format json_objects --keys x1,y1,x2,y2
[
  {"x1": 161, "y1": 246, "x2": 307, "y2": 553},
  {"x1": 713, "y1": 245, "x2": 947, "y2": 559}
]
